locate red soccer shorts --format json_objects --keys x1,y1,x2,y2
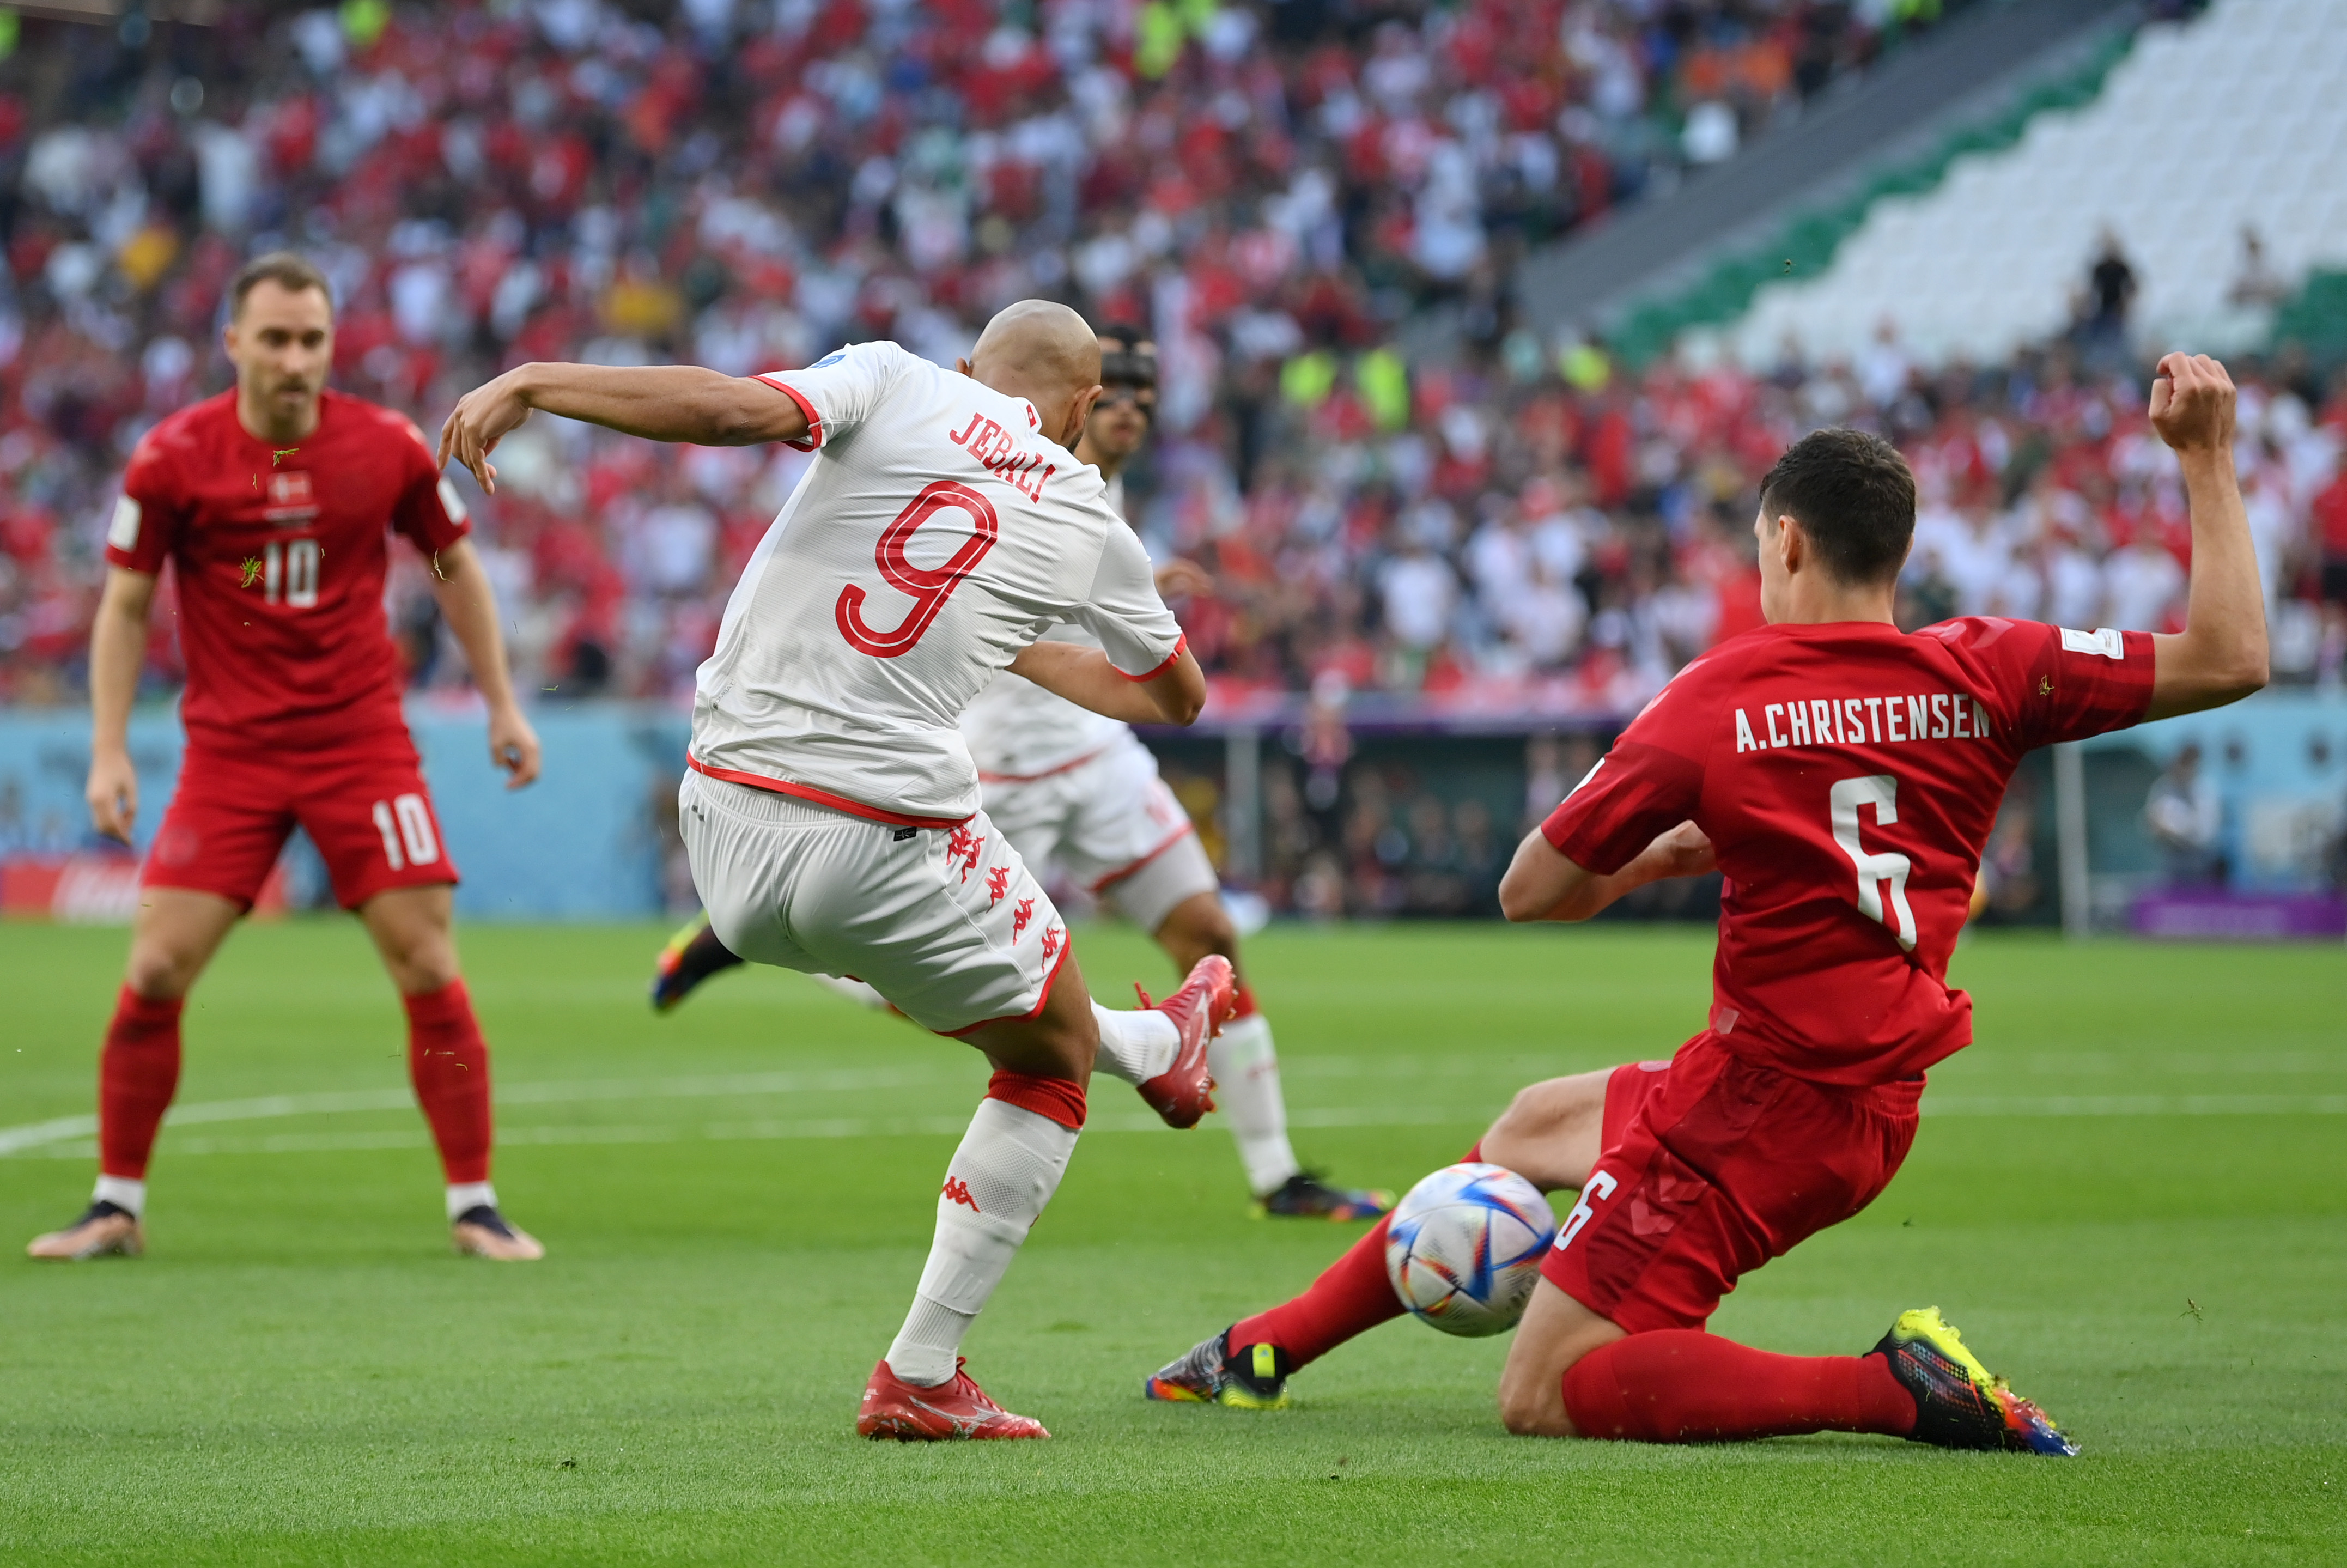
[
  {"x1": 1542, "y1": 1030, "x2": 1923, "y2": 1335},
  {"x1": 144, "y1": 739, "x2": 459, "y2": 911}
]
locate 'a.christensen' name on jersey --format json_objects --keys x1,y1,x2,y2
[{"x1": 1734, "y1": 692, "x2": 1995, "y2": 753}]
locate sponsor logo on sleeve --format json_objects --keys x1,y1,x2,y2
[
  {"x1": 107, "y1": 495, "x2": 141, "y2": 551},
  {"x1": 2059, "y1": 626, "x2": 2125, "y2": 660}
]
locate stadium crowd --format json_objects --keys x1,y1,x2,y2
[
  {"x1": 1, "y1": 0, "x2": 2342, "y2": 919},
  {"x1": 0, "y1": 0, "x2": 1981, "y2": 703}
]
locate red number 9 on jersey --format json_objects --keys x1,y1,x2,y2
[{"x1": 836, "y1": 479, "x2": 1000, "y2": 658}]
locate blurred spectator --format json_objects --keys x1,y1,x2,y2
[{"x1": 2144, "y1": 742, "x2": 2222, "y2": 887}]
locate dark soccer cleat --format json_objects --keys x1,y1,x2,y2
[
  {"x1": 1144, "y1": 1328, "x2": 1292, "y2": 1410},
  {"x1": 1874, "y1": 1306, "x2": 2077, "y2": 1456},
  {"x1": 26, "y1": 1200, "x2": 144, "y2": 1261},
  {"x1": 650, "y1": 910, "x2": 746, "y2": 1013},
  {"x1": 1133, "y1": 955, "x2": 1235, "y2": 1129},
  {"x1": 858, "y1": 1358, "x2": 1049, "y2": 1440},
  {"x1": 1256, "y1": 1171, "x2": 1395, "y2": 1221},
  {"x1": 451, "y1": 1204, "x2": 546, "y2": 1262}
]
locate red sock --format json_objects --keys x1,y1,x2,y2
[
  {"x1": 98, "y1": 987, "x2": 183, "y2": 1180},
  {"x1": 1230, "y1": 1213, "x2": 1402, "y2": 1370},
  {"x1": 404, "y1": 981, "x2": 493, "y2": 1185},
  {"x1": 1562, "y1": 1331, "x2": 1916, "y2": 1442}
]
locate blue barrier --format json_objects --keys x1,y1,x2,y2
[
  {"x1": 0, "y1": 701, "x2": 691, "y2": 920},
  {"x1": 2, "y1": 689, "x2": 2340, "y2": 919}
]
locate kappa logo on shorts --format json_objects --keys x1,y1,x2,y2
[
  {"x1": 945, "y1": 826, "x2": 984, "y2": 881},
  {"x1": 1012, "y1": 897, "x2": 1035, "y2": 941},
  {"x1": 941, "y1": 1177, "x2": 980, "y2": 1212},
  {"x1": 1554, "y1": 1169, "x2": 1618, "y2": 1252},
  {"x1": 986, "y1": 866, "x2": 1009, "y2": 905},
  {"x1": 1040, "y1": 925, "x2": 1062, "y2": 962}
]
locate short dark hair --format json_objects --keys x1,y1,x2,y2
[
  {"x1": 1758, "y1": 427, "x2": 1916, "y2": 585},
  {"x1": 229, "y1": 251, "x2": 333, "y2": 317}
]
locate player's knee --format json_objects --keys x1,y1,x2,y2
[
  {"x1": 1496, "y1": 1371, "x2": 1573, "y2": 1438},
  {"x1": 1156, "y1": 895, "x2": 1237, "y2": 967},
  {"x1": 378, "y1": 929, "x2": 460, "y2": 993},
  {"x1": 123, "y1": 945, "x2": 200, "y2": 1001}
]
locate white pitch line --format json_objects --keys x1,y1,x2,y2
[{"x1": 10, "y1": 1092, "x2": 2347, "y2": 1162}]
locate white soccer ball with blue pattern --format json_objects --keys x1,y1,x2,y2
[{"x1": 1383, "y1": 1162, "x2": 1557, "y2": 1336}]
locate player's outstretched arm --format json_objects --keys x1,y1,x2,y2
[
  {"x1": 425, "y1": 538, "x2": 542, "y2": 789},
  {"x1": 1007, "y1": 640, "x2": 1207, "y2": 726},
  {"x1": 2144, "y1": 352, "x2": 2269, "y2": 721},
  {"x1": 436, "y1": 364, "x2": 810, "y2": 494},
  {"x1": 86, "y1": 566, "x2": 157, "y2": 843},
  {"x1": 1499, "y1": 821, "x2": 1714, "y2": 923}
]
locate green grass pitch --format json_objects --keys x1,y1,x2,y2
[{"x1": 1, "y1": 919, "x2": 2340, "y2": 1565}]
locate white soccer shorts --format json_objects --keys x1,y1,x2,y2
[
  {"x1": 679, "y1": 771, "x2": 1069, "y2": 1036},
  {"x1": 979, "y1": 732, "x2": 1218, "y2": 936}
]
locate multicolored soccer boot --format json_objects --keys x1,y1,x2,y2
[
  {"x1": 25, "y1": 1200, "x2": 144, "y2": 1261},
  {"x1": 1256, "y1": 1172, "x2": 1395, "y2": 1221},
  {"x1": 650, "y1": 910, "x2": 746, "y2": 1012},
  {"x1": 451, "y1": 1204, "x2": 546, "y2": 1262},
  {"x1": 1133, "y1": 955, "x2": 1235, "y2": 1129},
  {"x1": 858, "y1": 1358, "x2": 1049, "y2": 1440},
  {"x1": 1873, "y1": 1306, "x2": 2077, "y2": 1455},
  {"x1": 1144, "y1": 1328, "x2": 1292, "y2": 1409}
]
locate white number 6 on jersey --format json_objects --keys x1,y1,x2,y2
[{"x1": 1830, "y1": 774, "x2": 1917, "y2": 951}]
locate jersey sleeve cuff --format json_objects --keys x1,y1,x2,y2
[
  {"x1": 1114, "y1": 631, "x2": 1187, "y2": 682},
  {"x1": 754, "y1": 375, "x2": 825, "y2": 451}
]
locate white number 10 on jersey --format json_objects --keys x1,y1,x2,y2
[
  {"x1": 1830, "y1": 774, "x2": 1917, "y2": 951},
  {"x1": 260, "y1": 539, "x2": 320, "y2": 607}
]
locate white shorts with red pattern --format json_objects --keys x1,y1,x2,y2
[
  {"x1": 979, "y1": 731, "x2": 1215, "y2": 935},
  {"x1": 679, "y1": 770, "x2": 1068, "y2": 1037}
]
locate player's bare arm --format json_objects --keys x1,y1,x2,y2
[
  {"x1": 1154, "y1": 558, "x2": 1214, "y2": 600},
  {"x1": 2143, "y1": 352, "x2": 2269, "y2": 720},
  {"x1": 424, "y1": 537, "x2": 541, "y2": 788},
  {"x1": 1497, "y1": 820, "x2": 1714, "y2": 923},
  {"x1": 1007, "y1": 639, "x2": 1207, "y2": 726},
  {"x1": 86, "y1": 565, "x2": 159, "y2": 843},
  {"x1": 436, "y1": 364, "x2": 810, "y2": 494}
]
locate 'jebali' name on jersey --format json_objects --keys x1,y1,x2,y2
[
  {"x1": 947, "y1": 410, "x2": 1057, "y2": 502},
  {"x1": 1734, "y1": 689, "x2": 1995, "y2": 753}
]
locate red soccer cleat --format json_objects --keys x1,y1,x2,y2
[
  {"x1": 1133, "y1": 954, "x2": 1235, "y2": 1130},
  {"x1": 856, "y1": 1358, "x2": 1050, "y2": 1441}
]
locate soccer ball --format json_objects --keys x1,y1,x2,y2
[{"x1": 1383, "y1": 1162, "x2": 1557, "y2": 1336}]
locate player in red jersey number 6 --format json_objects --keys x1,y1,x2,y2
[
  {"x1": 440, "y1": 302, "x2": 1235, "y2": 1440},
  {"x1": 1148, "y1": 355, "x2": 2266, "y2": 1455},
  {"x1": 28, "y1": 254, "x2": 548, "y2": 1266}
]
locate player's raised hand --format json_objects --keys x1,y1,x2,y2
[
  {"x1": 488, "y1": 702, "x2": 542, "y2": 790},
  {"x1": 2149, "y1": 351, "x2": 2236, "y2": 455},
  {"x1": 87, "y1": 749, "x2": 138, "y2": 844},
  {"x1": 1153, "y1": 558, "x2": 1214, "y2": 601},
  {"x1": 436, "y1": 370, "x2": 534, "y2": 495}
]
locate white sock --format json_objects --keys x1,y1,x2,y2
[
  {"x1": 1208, "y1": 1011, "x2": 1302, "y2": 1196},
  {"x1": 93, "y1": 1175, "x2": 146, "y2": 1217},
  {"x1": 1089, "y1": 1001, "x2": 1179, "y2": 1086},
  {"x1": 445, "y1": 1181, "x2": 497, "y2": 1221},
  {"x1": 885, "y1": 1097, "x2": 1079, "y2": 1387},
  {"x1": 812, "y1": 973, "x2": 890, "y2": 1011}
]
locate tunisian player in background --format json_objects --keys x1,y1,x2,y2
[{"x1": 27, "y1": 253, "x2": 548, "y2": 1263}]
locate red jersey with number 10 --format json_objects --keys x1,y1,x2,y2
[
  {"x1": 1543, "y1": 617, "x2": 2155, "y2": 1086},
  {"x1": 105, "y1": 388, "x2": 471, "y2": 754}
]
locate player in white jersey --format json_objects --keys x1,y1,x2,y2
[
  {"x1": 649, "y1": 328, "x2": 1391, "y2": 1222},
  {"x1": 440, "y1": 302, "x2": 1238, "y2": 1440}
]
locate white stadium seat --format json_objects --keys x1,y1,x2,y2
[{"x1": 1726, "y1": 0, "x2": 2347, "y2": 369}]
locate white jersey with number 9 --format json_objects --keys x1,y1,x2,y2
[{"x1": 689, "y1": 341, "x2": 1185, "y2": 828}]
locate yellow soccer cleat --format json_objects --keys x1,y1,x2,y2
[
  {"x1": 1874, "y1": 1306, "x2": 2077, "y2": 1456},
  {"x1": 1144, "y1": 1329, "x2": 1292, "y2": 1409}
]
